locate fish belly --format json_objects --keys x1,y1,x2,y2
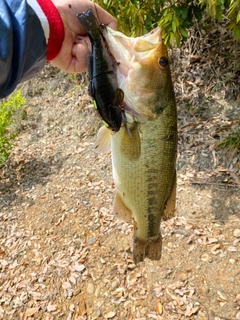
[{"x1": 111, "y1": 100, "x2": 177, "y2": 263}]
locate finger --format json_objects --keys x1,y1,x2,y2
[
  {"x1": 70, "y1": 39, "x2": 91, "y2": 73},
  {"x1": 90, "y1": 3, "x2": 117, "y2": 30}
]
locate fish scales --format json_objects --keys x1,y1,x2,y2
[
  {"x1": 112, "y1": 98, "x2": 177, "y2": 262},
  {"x1": 94, "y1": 26, "x2": 177, "y2": 263}
]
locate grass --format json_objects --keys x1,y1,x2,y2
[
  {"x1": 0, "y1": 90, "x2": 25, "y2": 165},
  {"x1": 218, "y1": 128, "x2": 240, "y2": 154}
]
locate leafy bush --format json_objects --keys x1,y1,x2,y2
[
  {"x1": 95, "y1": 0, "x2": 240, "y2": 45},
  {"x1": 0, "y1": 90, "x2": 24, "y2": 165}
]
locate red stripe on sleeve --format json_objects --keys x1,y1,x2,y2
[{"x1": 36, "y1": 0, "x2": 64, "y2": 61}]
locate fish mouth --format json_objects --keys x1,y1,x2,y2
[
  {"x1": 102, "y1": 27, "x2": 164, "y2": 121},
  {"x1": 140, "y1": 27, "x2": 162, "y2": 39}
]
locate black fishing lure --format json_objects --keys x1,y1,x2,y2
[{"x1": 77, "y1": 9, "x2": 125, "y2": 132}]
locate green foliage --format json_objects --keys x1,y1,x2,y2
[
  {"x1": 228, "y1": 0, "x2": 240, "y2": 39},
  {"x1": 95, "y1": 0, "x2": 240, "y2": 45},
  {"x1": 0, "y1": 90, "x2": 24, "y2": 165},
  {"x1": 218, "y1": 128, "x2": 240, "y2": 153}
]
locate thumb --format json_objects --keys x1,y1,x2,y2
[{"x1": 71, "y1": 38, "x2": 91, "y2": 73}]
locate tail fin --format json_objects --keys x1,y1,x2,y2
[{"x1": 132, "y1": 234, "x2": 162, "y2": 264}]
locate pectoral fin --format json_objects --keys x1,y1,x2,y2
[
  {"x1": 93, "y1": 126, "x2": 111, "y2": 153},
  {"x1": 120, "y1": 121, "x2": 141, "y2": 160},
  {"x1": 113, "y1": 191, "x2": 132, "y2": 222},
  {"x1": 163, "y1": 171, "x2": 176, "y2": 220}
]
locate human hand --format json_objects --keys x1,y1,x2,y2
[{"x1": 51, "y1": 0, "x2": 117, "y2": 73}]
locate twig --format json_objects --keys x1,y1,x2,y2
[
  {"x1": 187, "y1": 297, "x2": 209, "y2": 320},
  {"x1": 189, "y1": 181, "x2": 240, "y2": 188}
]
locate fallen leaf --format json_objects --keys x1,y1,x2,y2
[
  {"x1": 104, "y1": 311, "x2": 116, "y2": 319},
  {"x1": 217, "y1": 290, "x2": 227, "y2": 300},
  {"x1": 47, "y1": 304, "x2": 58, "y2": 312},
  {"x1": 73, "y1": 264, "x2": 85, "y2": 272},
  {"x1": 207, "y1": 237, "x2": 218, "y2": 244},
  {"x1": 69, "y1": 275, "x2": 76, "y2": 285},
  {"x1": 228, "y1": 246, "x2": 237, "y2": 252},
  {"x1": 25, "y1": 307, "x2": 39, "y2": 317},
  {"x1": 66, "y1": 312, "x2": 72, "y2": 320},
  {"x1": 185, "y1": 305, "x2": 200, "y2": 317},
  {"x1": 62, "y1": 281, "x2": 72, "y2": 290},
  {"x1": 211, "y1": 244, "x2": 221, "y2": 252},
  {"x1": 156, "y1": 300, "x2": 163, "y2": 315}
]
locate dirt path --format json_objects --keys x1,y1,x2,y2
[
  {"x1": 0, "y1": 66, "x2": 239, "y2": 320},
  {"x1": 1, "y1": 22, "x2": 240, "y2": 319}
]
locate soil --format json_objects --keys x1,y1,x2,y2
[{"x1": 0, "y1": 20, "x2": 240, "y2": 320}]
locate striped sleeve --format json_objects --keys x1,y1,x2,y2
[
  {"x1": 27, "y1": 0, "x2": 65, "y2": 61},
  {"x1": 1, "y1": 0, "x2": 46, "y2": 98}
]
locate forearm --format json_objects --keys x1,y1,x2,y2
[
  {"x1": 0, "y1": 0, "x2": 64, "y2": 98},
  {"x1": 0, "y1": 0, "x2": 117, "y2": 98},
  {"x1": 27, "y1": 0, "x2": 64, "y2": 61}
]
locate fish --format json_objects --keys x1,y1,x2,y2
[
  {"x1": 77, "y1": 9, "x2": 125, "y2": 132},
  {"x1": 94, "y1": 27, "x2": 178, "y2": 264},
  {"x1": 100, "y1": 27, "x2": 174, "y2": 120}
]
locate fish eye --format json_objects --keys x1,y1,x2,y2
[{"x1": 159, "y1": 56, "x2": 169, "y2": 68}]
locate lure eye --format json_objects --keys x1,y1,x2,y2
[{"x1": 159, "y1": 56, "x2": 169, "y2": 68}]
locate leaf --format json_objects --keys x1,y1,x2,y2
[
  {"x1": 73, "y1": 264, "x2": 85, "y2": 272},
  {"x1": 185, "y1": 305, "x2": 200, "y2": 316},
  {"x1": 25, "y1": 307, "x2": 39, "y2": 317},
  {"x1": 237, "y1": 11, "x2": 240, "y2": 23},
  {"x1": 62, "y1": 281, "x2": 72, "y2": 289},
  {"x1": 169, "y1": 32, "x2": 175, "y2": 45},
  {"x1": 156, "y1": 300, "x2": 163, "y2": 315},
  {"x1": 172, "y1": 20, "x2": 177, "y2": 33},
  {"x1": 166, "y1": 13, "x2": 173, "y2": 23},
  {"x1": 69, "y1": 275, "x2": 77, "y2": 285},
  {"x1": 217, "y1": 290, "x2": 227, "y2": 300},
  {"x1": 175, "y1": 32, "x2": 181, "y2": 47},
  {"x1": 47, "y1": 304, "x2": 58, "y2": 312},
  {"x1": 174, "y1": 6, "x2": 188, "y2": 19},
  {"x1": 104, "y1": 311, "x2": 116, "y2": 319},
  {"x1": 216, "y1": 5, "x2": 223, "y2": 21},
  {"x1": 228, "y1": 246, "x2": 237, "y2": 251},
  {"x1": 211, "y1": 244, "x2": 221, "y2": 252},
  {"x1": 193, "y1": 5, "x2": 203, "y2": 21},
  {"x1": 233, "y1": 25, "x2": 240, "y2": 40},
  {"x1": 180, "y1": 28, "x2": 188, "y2": 38},
  {"x1": 207, "y1": 237, "x2": 218, "y2": 244}
]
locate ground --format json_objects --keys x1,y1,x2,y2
[{"x1": 0, "y1": 20, "x2": 240, "y2": 320}]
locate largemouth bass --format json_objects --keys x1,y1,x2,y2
[{"x1": 94, "y1": 27, "x2": 177, "y2": 264}]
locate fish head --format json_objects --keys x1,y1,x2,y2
[{"x1": 102, "y1": 27, "x2": 174, "y2": 119}]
